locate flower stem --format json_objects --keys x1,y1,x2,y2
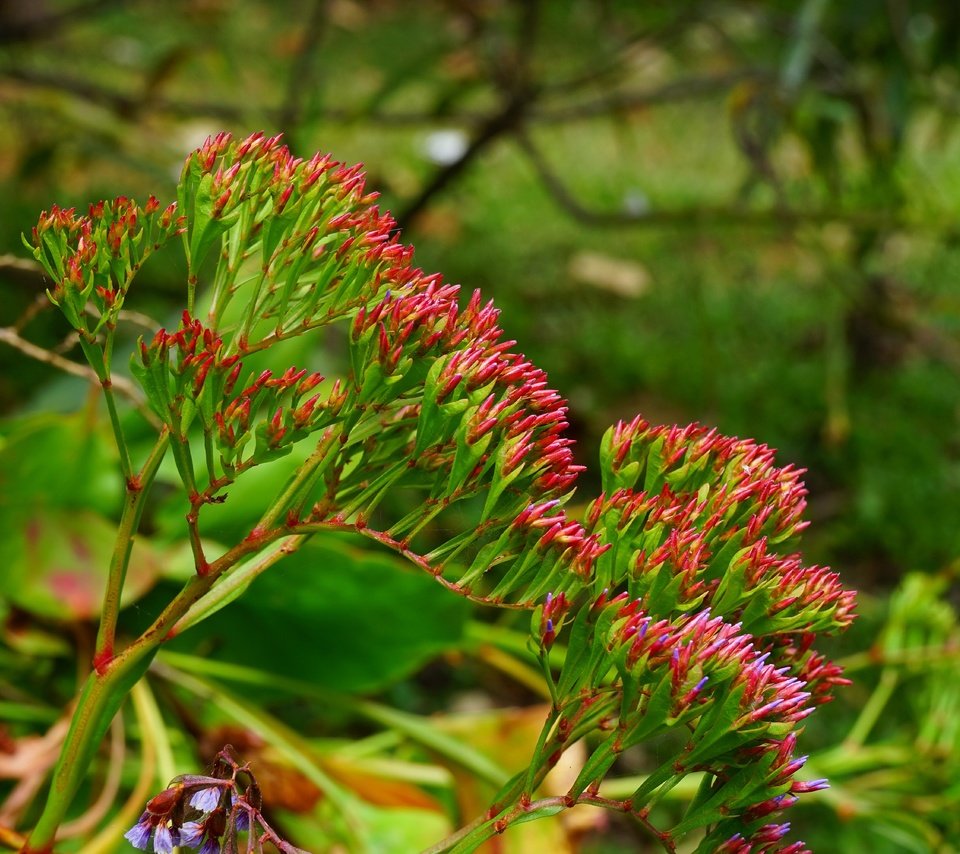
[
  {"x1": 23, "y1": 649, "x2": 154, "y2": 851},
  {"x1": 94, "y1": 430, "x2": 170, "y2": 669},
  {"x1": 22, "y1": 530, "x2": 284, "y2": 852},
  {"x1": 255, "y1": 426, "x2": 341, "y2": 530}
]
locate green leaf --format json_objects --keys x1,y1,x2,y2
[
  {"x1": 0, "y1": 508, "x2": 161, "y2": 620},
  {"x1": 167, "y1": 537, "x2": 470, "y2": 692},
  {"x1": 0, "y1": 413, "x2": 167, "y2": 619},
  {"x1": 555, "y1": 605, "x2": 600, "y2": 698},
  {"x1": 0, "y1": 412, "x2": 119, "y2": 516}
]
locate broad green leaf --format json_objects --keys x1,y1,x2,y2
[
  {"x1": 0, "y1": 412, "x2": 119, "y2": 517},
  {"x1": 166, "y1": 538, "x2": 470, "y2": 692},
  {"x1": 0, "y1": 508, "x2": 161, "y2": 620}
]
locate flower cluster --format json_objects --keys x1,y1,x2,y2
[
  {"x1": 715, "y1": 823, "x2": 809, "y2": 854},
  {"x1": 133, "y1": 309, "x2": 343, "y2": 477},
  {"x1": 31, "y1": 195, "x2": 181, "y2": 334},
  {"x1": 124, "y1": 746, "x2": 308, "y2": 854},
  {"x1": 130, "y1": 134, "x2": 592, "y2": 605},
  {"x1": 584, "y1": 418, "x2": 856, "y2": 649},
  {"x1": 538, "y1": 592, "x2": 829, "y2": 849},
  {"x1": 347, "y1": 280, "x2": 585, "y2": 504},
  {"x1": 30, "y1": 133, "x2": 858, "y2": 852},
  {"x1": 177, "y1": 131, "x2": 414, "y2": 345}
]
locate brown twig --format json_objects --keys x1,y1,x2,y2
[
  {"x1": 0, "y1": 62, "x2": 765, "y2": 127},
  {"x1": 395, "y1": 0, "x2": 541, "y2": 229},
  {"x1": 0, "y1": 327, "x2": 161, "y2": 427},
  {"x1": 395, "y1": 91, "x2": 530, "y2": 230}
]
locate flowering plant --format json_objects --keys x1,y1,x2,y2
[
  {"x1": 16, "y1": 133, "x2": 855, "y2": 853},
  {"x1": 123, "y1": 747, "x2": 306, "y2": 854}
]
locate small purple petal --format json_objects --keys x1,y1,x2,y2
[
  {"x1": 189, "y1": 785, "x2": 223, "y2": 813},
  {"x1": 179, "y1": 821, "x2": 205, "y2": 847},
  {"x1": 233, "y1": 807, "x2": 250, "y2": 831},
  {"x1": 153, "y1": 825, "x2": 176, "y2": 854},
  {"x1": 792, "y1": 777, "x2": 830, "y2": 793},
  {"x1": 199, "y1": 840, "x2": 220, "y2": 854},
  {"x1": 123, "y1": 819, "x2": 152, "y2": 850}
]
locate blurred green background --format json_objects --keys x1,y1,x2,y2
[{"x1": 1, "y1": 1, "x2": 959, "y2": 852}]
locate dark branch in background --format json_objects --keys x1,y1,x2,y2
[
  {"x1": 4, "y1": 61, "x2": 948, "y2": 238},
  {"x1": 533, "y1": 70, "x2": 770, "y2": 123},
  {"x1": 394, "y1": 89, "x2": 530, "y2": 231},
  {"x1": 394, "y1": 0, "x2": 542, "y2": 230},
  {"x1": 277, "y1": 0, "x2": 328, "y2": 148},
  {"x1": 0, "y1": 0, "x2": 941, "y2": 243},
  {"x1": 540, "y1": 2, "x2": 708, "y2": 95},
  {"x1": 0, "y1": 60, "x2": 768, "y2": 126},
  {"x1": 513, "y1": 128, "x2": 940, "y2": 233},
  {"x1": 0, "y1": 0, "x2": 128, "y2": 46},
  {"x1": 0, "y1": 254, "x2": 47, "y2": 292}
]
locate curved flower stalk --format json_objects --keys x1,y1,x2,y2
[{"x1": 20, "y1": 133, "x2": 856, "y2": 853}]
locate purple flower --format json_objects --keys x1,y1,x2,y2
[
  {"x1": 153, "y1": 824, "x2": 177, "y2": 854},
  {"x1": 178, "y1": 821, "x2": 205, "y2": 847},
  {"x1": 189, "y1": 785, "x2": 223, "y2": 813},
  {"x1": 123, "y1": 813, "x2": 153, "y2": 850},
  {"x1": 198, "y1": 839, "x2": 220, "y2": 854},
  {"x1": 234, "y1": 806, "x2": 250, "y2": 831}
]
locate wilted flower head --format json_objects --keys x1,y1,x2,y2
[{"x1": 125, "y1": 747, "x2": 309, "y2": 854}]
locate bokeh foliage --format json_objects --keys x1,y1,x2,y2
[{"x1": 1, "y1": 2, "x2": 959, "y2": 852}]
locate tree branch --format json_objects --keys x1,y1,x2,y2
[
  {"x1": 277, "y1": 0, "x2": 328, "y2": 147},
  {"x1": 513, "y1": 128, "x2": 934, "y2": 233}
]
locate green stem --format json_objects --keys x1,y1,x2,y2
[
  {"x1": 77, "y1": 331, "x2": 133, "y2": 483},
  {"x1": 419, "y1": 813, "x2": 490, "y2": 854},
  {"x1": 844, "y1": 666, "x2": 899, "y2": 747},
  {"x1": 23, "y1": 649, "x2": 154, "y2": 851},
  {"x1": 256, "y1": 426, "x2": 340, "y2": 530},
  {"x1": 443, "y1": 792, "x2": 673, "y2": 854},
  {"x1": 520, "y1": 708, "x2": 560, "y2": 795},
  {"x1": 173, "y1": 535, "x2": 307, "y2": 634},
  {"x1": 101, "y1": 379, "x2": 132, "y2": 482},
  {"x1": 122, "y1": 532, "x2": 284, "y2": 654},
  {"x1": 100, "y1": 326, "x2": 134, "y2": 481},
  {"x1": 168, "y1": 432, "x2": 207, "y2": 572},
  {"x1": 22, "y1": 532, "x2": 281, "y2": 851},
  {"x1": 82, "y1": 681, "x2": 160, "y2": 854},
  {"x1": 94, "y1": 430, "x2": 170, "y2": 667}
]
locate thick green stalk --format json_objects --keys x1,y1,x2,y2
[
  {"x1": 22, "y1": 647, "x2": 155, "y2": 851},
  {"x1": 94, "y1": 431, "x2": 170, "y2": 667},
  {"x1": 22, "y1": 531, "x2": 283, "y2": 851},
  {"x1": 82, "y1": 682, "x2": 160, "y2": 854}
]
